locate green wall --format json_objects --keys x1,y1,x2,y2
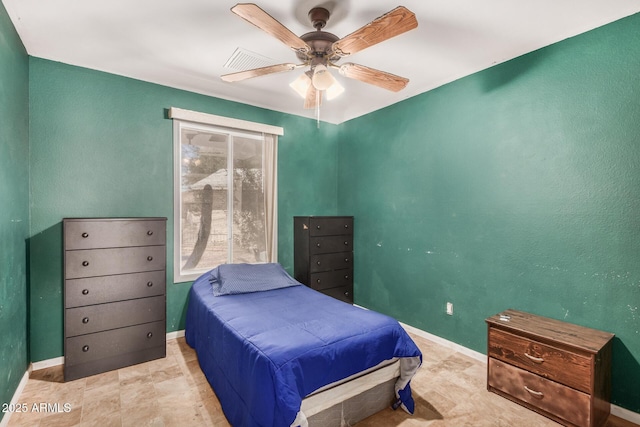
[
  {"x1": 0, "y1": 0, "x2": 29, "y2": 420},
  {"x1": 28, "y1": 58, "x2": 339, "y2": 362},
  {"x1": 338, "y1": 13, "x2": 640, "y2": 411},
  {"x1": 14, "y1": 6, "x2": 640, "y2": 418}
]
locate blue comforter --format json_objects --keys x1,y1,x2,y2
[{"x1": 185, "y1": 271, "x2": 422, "y2": 427}]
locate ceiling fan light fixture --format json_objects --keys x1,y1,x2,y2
[
  {"x1": 289, "y1": 73, "x2": 311, "y2": 98},
  {"x1": 311, "y1": 64, "x2": 335, "y2": 91},
  {"x1": 326, "y1": 79, "x2": 345, "y2": 100}
]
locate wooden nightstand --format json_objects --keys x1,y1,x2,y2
[{"x1": 486, "y1": 309, "x2": 614, "y2": 427}]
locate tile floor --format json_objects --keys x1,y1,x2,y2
[{"x1": 4, "y1": 333, "x2": 637, "y2": 427}]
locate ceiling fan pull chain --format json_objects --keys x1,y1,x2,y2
[{"x1": 316, "y1": 90, "x2": 321, "y2": 128}]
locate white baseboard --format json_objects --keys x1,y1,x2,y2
[
  {"x1": 166, "y1": 330, "x2": 185, "y2": 340},
  {"x1": 0, "y1": 370, "x2": 30, "y2": 427},
  {"x1": 399, "y1": 322, "x2": 640, "y2": 424},
  {"x1": 31, "y1": 356, "x2": 64, "y2": 371},
  {"x1": 400, "y1": 322, "x2": 486, "y2": 363},
  {"x1": 356, "y1": 306, "x2": 486, "y2": 364},
  {"x1": 611, "y1": 405, "x2": 640, "y2": 424}
]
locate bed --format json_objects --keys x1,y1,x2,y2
[{"x1": 185, "y1": 263, "x2": 422, "y2": 427}]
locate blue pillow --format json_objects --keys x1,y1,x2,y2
[{"x1": 210, "y1": 263, "x2": 301, "y2": 296}]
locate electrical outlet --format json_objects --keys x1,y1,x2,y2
[{"x1": 446, "y1": 302, "x2": 454, "y2": 315}]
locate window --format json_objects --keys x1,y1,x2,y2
[{"x1": 171, "y1": 108, "x2": 282, "y2": 282}]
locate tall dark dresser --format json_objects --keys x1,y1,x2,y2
[
  {"x1": 294, "y1": 216, "x2": 354, "y2": 304},
  {"x1": 63, "y1": 217, "x2": 167, "y2": 381}
]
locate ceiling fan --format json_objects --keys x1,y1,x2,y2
[{"x1": 221, "y1": 3, "x2": 418, "y2": 109}]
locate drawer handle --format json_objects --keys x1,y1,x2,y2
[
  {"x1": 316, "y1": 279, "x2": 321, "y2": 284},
  {"x1": 345, "y1": 291, "x2": 350, "y2": 296},
  {"x1": 147, "y1": 230, "x2": 154, "y2": 236},
  {"x1": 81, "y1": 232, "x2": 89, "y2": 238},
  {"x1": 316, "y1": 243, "x2": 321, "y2": 247},
  {"x1": 317, "y1": 261, "x2": 321, "y2": 265},
  {"x1": 344, "y1": 224, "x2": 349, "y2": 228},
  {"x1": 147, "y1": 256, "x2": 153, "y2": 261},
  {"x1": 316, "y1": 225, "x2": 321, "y2": 229},
  {"x1": 344, "y1": 258, "x2": 350, "y2": 263},
  {"x1": 344, "y1": 241, "x2": 349, "y2": 245},
  {"x1": 82, "y1": 345, "x2": 89, "y2": 352},
  {"x1": 524, "y1": 385, "x2": 544, "y2": 399},
  {"x1": 344, "y1": 275, "x2": 350, "y2": 280},
  {"x1": 82, "y1": 289, "x2": 89, "y2": 295},
  {"x1": 82, "y1": 317, "x2": 89, "y2": 324},
  {"x1": 147, "y1": 332, "x2": 153, "y2": 339},
  {"x1": 524, "y1": 353, "x2": 545, "y2": 364},
  {"x1": 147, "y1": 281, "x2": 153, "y2": 287},
  {"x1": 82, "y1": 261, "x2": 89, "y2": 267}
]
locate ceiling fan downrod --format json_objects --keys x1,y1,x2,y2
[{"x1": 308, "y1": 7, "x2": 330, "y2": 30}]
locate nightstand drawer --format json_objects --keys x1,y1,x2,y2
[
  {"x1": 310, "y1": 269, "x2": 353, "y2": 291},
  {"x1": 309, "y1": 217, "x2": 353, "y2": 236},
  {"x1": 310, "y1": 252, "x2": 352, "y2": 273},
  {"x1": 65, "y1": 246, "x2": 166, "y2": 279},
  {"x1": 65, "y1": 320, "x2": 165, "y2": 366},
  {"x1": 489, "y1": 358, "x2": 590, "y2": 427},
  {"x1": 310, "y1": 235, "x2": 352, "y2": 255},
  {"x1": 64, "y1": 219, "x2": 166, "y2": 250},
  {"x1": 488, "y1": 328, "x2": 591, "y2": 393},
  {"x1": 65, "y1": 270, "x2": 165, "y2": 308},
  {"x1": 486, "y1": 309, "x2": 614, "y2": 427},
  {"x1": 65, "y1": 295, "x2": 165, "y2": 337}
]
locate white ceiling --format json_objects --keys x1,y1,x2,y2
[{"x1": 4, "y1": 0, "x2": 640, "y2": 124}]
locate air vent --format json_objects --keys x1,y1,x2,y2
[{"x1": 224, "y1": 48, "x2": 279, "y2": 71}]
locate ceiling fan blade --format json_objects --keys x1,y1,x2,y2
[
  {"x1": 221, "y1": 63, "x2": 298, "y2": 82},
  {"x1": 304, "y1": 84, "x2": 322, "y2": 109},
  {"x1": 231, "y1": 3, "x2": 311, "y2": 55},
  {"x1": 338, "y1": 63, "x2": 409, "y2": 92},
  {"x1": 331, "y1": 6, "x2": 418, "y2": 57}
]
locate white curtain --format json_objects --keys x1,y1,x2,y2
[{"x1": 263, "y1": 133, "x2": 278, "y2": 262}]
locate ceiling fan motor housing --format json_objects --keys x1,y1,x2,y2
[
  {"x1": 297, "y1": 31, "x2": 340, "y2": 63},
  {"x1": 295, "y1": 7, "x2": 341, "y2": 64}
]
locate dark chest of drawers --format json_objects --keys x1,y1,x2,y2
[
  {"x1": 63, "y1": 217, "x2": 167, "y2": 381},
  {"x1": 294, "y1": 216, "x2": 354, "y2": 304},
  {"x1": 486, "y1": 309, "x2": 614, "y2": 427}
]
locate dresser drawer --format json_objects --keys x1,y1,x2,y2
[
  {"x1": 310, "y1": 235, "x2": 352, "y2": 255},
  {"x1": 65, "y1": 320, "x2": 165, "y2": 366},
  {"x1": 309, "y1": 217, "x2": 353, "y2": 237},
  {"x1": 65, "y1": 295, "x2": 165, "y2": 337},
  {"x1": 64, "y1": 219, "x2": 166, "y2": 250},
  {"x1": 321, "y1": 285, "x2": 353, "y2": 304},
  {"x1": 310, "y1": 252, "x2": 352, "y2": 273},
  {"x1": 488, "y1": 328, "x2": 591, "y2": 393},
  {"x1": 489, "y1": 358, "x2": 590, "y2": 427},
  {"x1": 65, "y1": 271, "x2": 165, "y2": 308},
  {"x1": 309, "y1": 269, "x2": 353, "y2": 291},
  {"x1": 65, "y1": 246, "x2": 166, "y2": 279}
]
